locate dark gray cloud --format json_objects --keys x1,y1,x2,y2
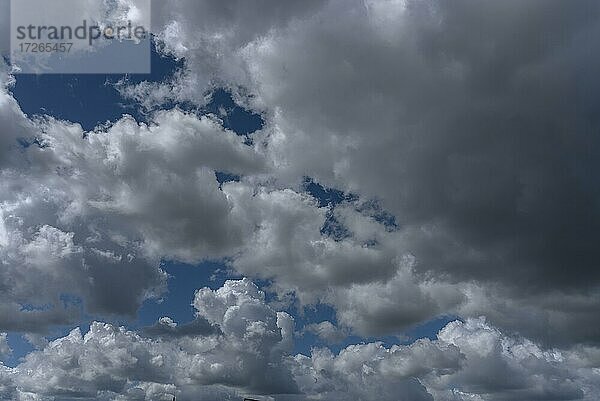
[
  {"x1": 229, "y1": 0, "x2": 600, "y2": 344},
  {"x1": 245, "y1": 0, "x2": 600, "y2": 289},
  {"x1": 0, "y1": 302, "x2": 79, "y2": 334}
]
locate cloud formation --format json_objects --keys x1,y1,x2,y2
[
  {"x1": 0, "y1": 281, "x2": 599, "y2": 401},
  {"x1": 1, "y1": 0, "x2": 600, "y2": 399},
  {"x1": 0, "y1": 85, "x2": 266, "y2": 328}
]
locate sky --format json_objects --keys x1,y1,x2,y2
[{"x1": 0, "y1": 0, "x2": 600, "y2": 400}]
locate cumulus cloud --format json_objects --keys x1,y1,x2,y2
[
  {"x1": 24, "y1": 111, "x2": 265, "y2": 261},
  {"x1": 0, "y1": 76, "x2": 267, "y2": 329},
  {"x1": 0, "y1": 280, "x2": 297, "y2": 400},
  {"x1": 1, "y1": 279, "x2": 598, "y2": 401},
  {"x1": 0, "y1": 280, "x2": 460, "y2": 400},
  {"x1": 426, "y1": 318, "x2": 598, "y2": 401},
  {"x1": 224, "y1": 183, "x2": 463, "y2": 336},
  {"x1": 3, "y1": 0, "x2": 600, "y2": 399},
  {"x1": 226, "y1": 185, "x2": 400, "y2": 292},
  {"x1": 3, "y1": 0, "x2": 598, "y2": 348}
]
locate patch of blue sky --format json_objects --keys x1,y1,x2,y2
[
  {"x1": 119, "y1": 87, "x2": 264, "y2": 139},
  {"x1": 4, "y1": 333, "x2": 34, "y2": 368},
  {"x1": 290, "y1": 303, "x2": 455, "y2": 356},
  {"x1": 10, "y1": 40, "x2": 183, "y2": 131},
  {"x1": 304, "y1": 178, "x2": 398, "y2": 242},
  {"x1": 133, "y1": 260, "x2": 239, "y2": 330},
  {"x1": 303, "y1": 177, "x2": 357, "y2": 208},
  {"x1": 203, "y1": 88, "x2": 263, "y2": 136},
  {"x1": 356, "y1": 199, "x2": 398, "y2": 231},
  {"x1": 291, "y1": 302, "x2": 338, "y2": 355},
  {"x1": 11, "y1": 40, "x2": 263, "y2": 134},
  {"x1": 215, "y1": 171, "x2": 241, "y2": 186},
  {"x1": 5, "y1": 261, "x2": 241, "y2": 365},
  {"x1": 321, "y1": 210, "x2": 351, "y2": 241},
  {"x1": 402, "y1": 315, "x2": 460, "y2": 343}
]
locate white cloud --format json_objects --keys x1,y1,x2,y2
[
  {"x1": 0, "y1": 79, "x2": 269, "y2": 328},
  {"x1": 3, "y1": 279, "x2": 297, "y2": 400},
  {"x1": 225, "y1": 184, "x2": 464, "y2": 335},
  {"x1": 426, "y1": 318, "x2": 597, "y2": 401},
  {"x1": 0, "y1": 278, "x2": 598, "y2": 400}
]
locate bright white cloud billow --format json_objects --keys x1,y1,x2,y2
[
  {"x1": 0, "y1": 95, "x2": 266, "y2": 328},
  {"x1": 0, "y1": 281, "x2": 599, "y2": 401}
]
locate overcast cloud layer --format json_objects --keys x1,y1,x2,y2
[{"x1": 1, "y1": 0, "x2": 600, "y2": 400}]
